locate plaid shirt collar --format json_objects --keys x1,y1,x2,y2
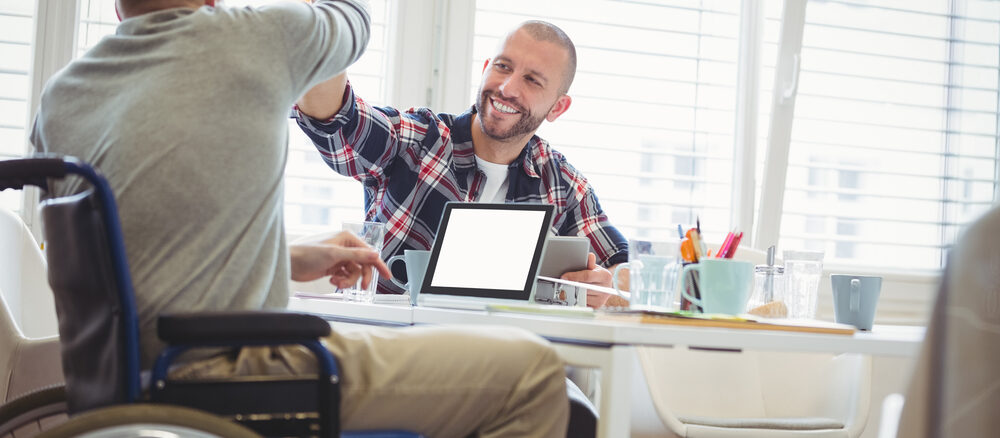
[{"x1": 453, "y1": 105, "x2": 544, "y2": 179}]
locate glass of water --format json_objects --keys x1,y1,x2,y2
[
  {"x1": 613, "y1": 239, "x2": 682, "y2": 310},
  {"x1": 782, "y1": 250, "x2": 824, "y2": 319},
  {"x1": 338, "y1": 221, "x2": 385, "y2": 303}
]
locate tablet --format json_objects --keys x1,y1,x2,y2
[
  {"x1": 538, "y1": 235, "x2": 590, "y2": 278},
  {"x1": 420, "y1": 202, "x2": 555, "y2": 302}
]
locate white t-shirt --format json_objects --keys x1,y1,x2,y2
[{"x1": 475, "y1": 156, "x2": 510, "y2": 203}]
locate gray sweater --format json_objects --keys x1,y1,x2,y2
[{"x1": 31, "y1": 0, "x2": 369, "y2": 368}]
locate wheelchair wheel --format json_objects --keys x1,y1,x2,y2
[
  {"x1": 36, "y1": 404, "x2": 262, "y2": 438},
  {"x1": 0, "y1": 385, "x2": 69, "y2": 437}
]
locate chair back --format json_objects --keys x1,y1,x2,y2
[
  {"x1": 0, "y1": 208, "x2": 62, "y2": 403},
  {"x1": 0, "y1": 157, "x2": 141, "y2": 413},
  {"x1": 632, "y1": 347, "x2": 871, "y2": 437}
]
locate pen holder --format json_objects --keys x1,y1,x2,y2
[{"x1": 679, "y1": 259, "x2": 754, "y2": 315}]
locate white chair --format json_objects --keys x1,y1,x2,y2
[
  {"x1": 876, "y1": 393, "x2": 903, "y2": 438},
  {"x1": 0, "y1": 208, "x2": 62, "y2": 404},
  {"x1": 631, "y1": 347, "x2": 871, "y2": 438}
]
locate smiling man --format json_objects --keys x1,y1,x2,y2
[{"x1": 295, "y1": 21, "x2": 628, "y2": 307}]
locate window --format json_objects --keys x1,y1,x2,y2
[
  {"x1": 469, "y1": 0, "x2": 741, "y2": 241},
  {"x1": 771, "y1": 0, "x2": 1000, "y2": 271},
  {"x1": 74, "y1": 0, "x2": 393, "y2": 236},
  {"x1": 8, "y1": 0, "x2": 998, "y2": 274},
  {"x1": 466, "y1": 0, "x2": 998, "y2": 272},
  {"x1": 0, "y1": 0, "x2": 34, "y2": 213}
]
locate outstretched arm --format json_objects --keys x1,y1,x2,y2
[{"x1": 297, "y1": 72, "x2": 349, "y2": 120}]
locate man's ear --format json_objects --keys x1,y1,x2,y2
[
  {"x1": 546, "y1": 94, "x2": 572, "y2": 122},
  {"x1": 482, "y1": 58, "x2": 490, "y2": 74}
]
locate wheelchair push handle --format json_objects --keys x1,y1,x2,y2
[{"x1": 0, "y1": 156, "x2": 75, "y2": 191}]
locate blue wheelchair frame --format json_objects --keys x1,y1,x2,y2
[{"x1": 0, "y1": 156, "x2": 419, "y2": 438}]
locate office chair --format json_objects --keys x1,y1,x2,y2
[
  {"x1": 0, "y1": 208, "x2": 66, "y2": 437},
  {"x1": 630, "y1": 347, "x2": 871, "y2": 438},
  {"x1": 0, "y1": 156, "x2": 421, "y2": 438}
]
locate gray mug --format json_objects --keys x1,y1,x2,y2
[
  {"x1": 387, "y1": 250, "x2": 431, "y2": 306},
  {"x1": 831, "y1": 274, "x2": 882, "y2": 331}
]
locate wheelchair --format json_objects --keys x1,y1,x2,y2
[{"x1": 0, "y1": 156, "x2": 421, "y2": 437}]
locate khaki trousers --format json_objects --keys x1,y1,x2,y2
[{"x1": 172, "y1": 324, "x2": 569, "y2": 438}]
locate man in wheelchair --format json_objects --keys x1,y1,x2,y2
[{"x1": 26, "y1": 0, "x2": 572, "y2": 436}]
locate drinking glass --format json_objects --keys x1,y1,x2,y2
[
  {"x1": 613, "y1": 239, "x2": 682, "y2": 310},
  {"x1": 338, "y1": 221, "x2": 385, "y2": 303},
  {"x1": 782, "y1": 250, "x2": 824, "y2": 318}
]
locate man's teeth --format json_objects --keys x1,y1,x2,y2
[{"x1": 491, "y1": 99, "x2": 518, "y2": 114}]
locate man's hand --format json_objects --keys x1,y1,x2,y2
[
  {"x1": 561, "y1": 253, "x2": 616, "y2": 308},
  {"x1": 289, "y1": 230, "x2": 391, "y2": 289}
]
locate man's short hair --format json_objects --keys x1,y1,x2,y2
[{"x1": 517, "y1": 20, "x2": 577, "y2": 95}]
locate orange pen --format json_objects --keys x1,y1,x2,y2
[{"x1": 681, "y1": 239, "x2": 696, "y2": 262}]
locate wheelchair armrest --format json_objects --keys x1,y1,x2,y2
[{"x1": 157, "y1": 311, "x2": 331, "y2": 345}]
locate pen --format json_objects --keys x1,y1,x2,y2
[
  {"x1": 690, "y1": 230, "x2": 703, "y2": 261},
  {"x1": 724, "y1": 232, "x2": 744, "y2": 258},
  {"x1": 717, "y1": 230, "x2": 735, "y2": 258}
]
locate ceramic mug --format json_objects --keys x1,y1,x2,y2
[
  {"x1": 831, "y1": 274, "x2": 882, "y2": 331},
  {"x1": 679, "y1": 259, "x2": 754, "y2": 314},
  {"x1": 387, "y1": 250, "x2": 431, "y2": 306}
]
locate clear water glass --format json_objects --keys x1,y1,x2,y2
[
  {"x1": 614, "y1": 240, "x2": 681, "y2": 310},
  {"x1": 339, "y1": 221, "x2": 385, "y2": 303},
  {"x1": 748, "y1": 264, "x2": 785, "y2": 312},
  {"x1": 782, "y1": 250, "x2": 824, "y2": 319}
]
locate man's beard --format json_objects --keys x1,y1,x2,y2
[{"x1": 475, "y1": 90, "x2": 546, "y2": 142}]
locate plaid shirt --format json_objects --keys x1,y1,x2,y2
[{"x1": 295, "y1": 85, "x2": 628, "y2": 293}]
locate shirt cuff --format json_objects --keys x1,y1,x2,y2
[
  {"x1": 604, "y1": 249, "x2": 629, "y2": 268},
  {"x1": 293, "y1": 82, "x2": 357, "y2": 134}
]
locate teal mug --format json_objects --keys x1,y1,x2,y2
[
  {"x1": 387, "y1": 250, "x2": 431, "y2": 306},
  {"x1": 680, "y1": 259, "x2": 754, "y2": 314}
]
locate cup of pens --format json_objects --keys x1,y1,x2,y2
[
  {"x1": 677, "y1": 224, "x2": 745, "y2": 312},
  {"x1": 680, "y1": 259, "x2": 754, "y2": 314}
]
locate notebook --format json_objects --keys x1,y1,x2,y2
[{"x1": 418, "y1": 202, "x2": 555, "y2": 310}]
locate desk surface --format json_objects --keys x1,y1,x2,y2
[{"x1": 288, "y1": 297, "x2": 925, "y2": 357}]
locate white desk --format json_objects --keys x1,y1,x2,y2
[{"x1": 288, "y1": 297, "x2": 925, "y2": 438}]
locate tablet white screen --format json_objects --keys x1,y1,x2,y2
[{"x1": 430, "y1": 208, "x2": 547, "y2": 291}]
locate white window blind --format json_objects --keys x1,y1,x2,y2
[
  {"x1": 471, "y1": 0, "x2": 741, "y2": 241},
  {"x1": 0, "y1": 0, "x2": 34, "y2": 213},
  {"x1": 774, "y1": 0, "x2": 1000, "y2": 271},
  {"x1": 76, "y1": 0, "x2": 392, "y2": 235}
]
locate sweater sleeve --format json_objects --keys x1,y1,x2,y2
[{"x1": 260, "y1": 0, "x2": 371, "y2": 95}]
